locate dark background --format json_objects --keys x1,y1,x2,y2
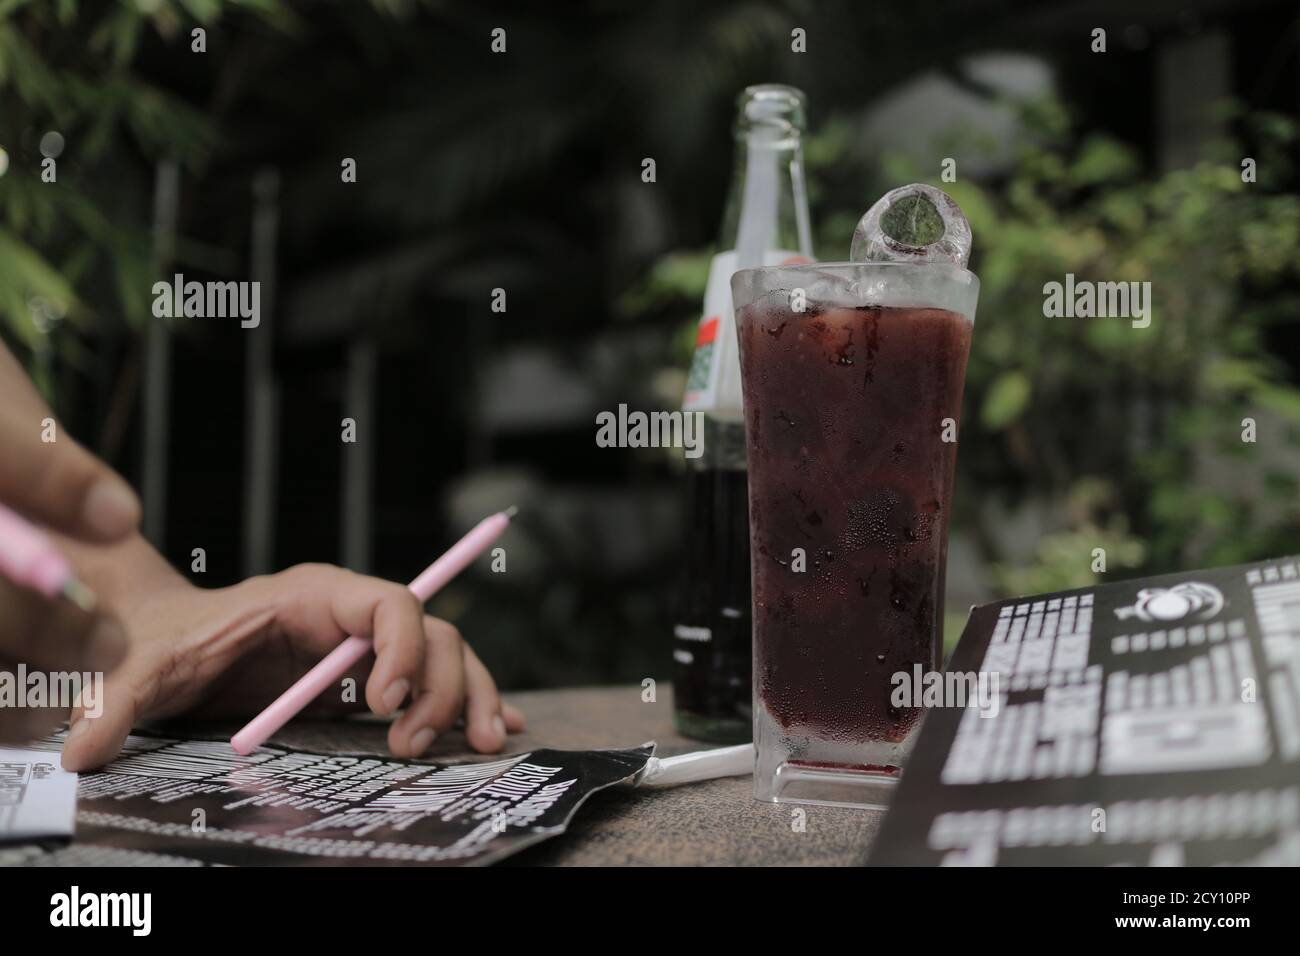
[{"x1": 2, "y1": 0, "x2": 1299, "y2": 691}]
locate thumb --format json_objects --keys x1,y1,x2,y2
[
  {"x1": 0, "y1": 404, "x2": 141, "y2": 543},
  {"x1": 61, "y1": 670, "x2": 140, "y2": 772}
]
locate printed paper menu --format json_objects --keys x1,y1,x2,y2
[
  {"x1": 0, "y1": 746, "x2": 77, "y2": 842},
  {"x1": 869, "y1": 555, "x2": 1300, "y2": 865},
  {"x1": 17, "y1": 732, "x2": 651, "y2": 866}
]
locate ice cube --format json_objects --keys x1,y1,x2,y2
[{"x1": 850, "y1": 183, "x2": 972, "y2": 268}]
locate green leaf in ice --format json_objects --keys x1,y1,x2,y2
[{"x1": 880, "y1": 193, "x2": 945, "y2": 247}]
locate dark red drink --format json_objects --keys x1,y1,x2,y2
[{"x1": 738, "y1": 300, "x2": 973, "y2": 751}]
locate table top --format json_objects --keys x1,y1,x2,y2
[{"x1": 260, "y1": 684, "x2": 882, "y2": 866}]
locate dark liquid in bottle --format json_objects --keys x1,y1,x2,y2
[
  {"x1": 738, "y1": 302, "x2": 972, "y2": 746},
  {"x1": 672, "y1": 454, "x2": 752, "y2": 741}
]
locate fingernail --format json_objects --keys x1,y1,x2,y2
[
  {"x1": 493, "y1": 715, "x2": 507, "y2": 739},
  {"x1": 409, "y1": 727, "x2": 436, "y2": 756},
  {"x1": 65, "y1": 719, "x2": 90, "y2": 742},
  {"x1": 381, "y1": 679, "x2": 410, "y2": 714},
  {"x1": 83, "y1": 478, "x2": 141, "y2": 539}
]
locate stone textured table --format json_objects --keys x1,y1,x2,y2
[{"x1": 250, "y1": 684, "x2": 882, "y2": 866}]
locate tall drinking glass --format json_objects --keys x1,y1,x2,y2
[{"x1": 733, "y1": 184, "x2": 979, "y2": 809}]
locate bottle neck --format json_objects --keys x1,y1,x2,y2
[{"x1": 720, "y1": 126, "x2": 812, "y2": 267}]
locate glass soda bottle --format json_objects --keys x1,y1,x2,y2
[{"x1": 673, "y1": 84, "x2": 814, "y2": 742}]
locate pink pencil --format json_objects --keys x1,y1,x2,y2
[
  {"x1": 230, "y1": 507, "x2": 516, "y2": 755},
  {"x1": 0, "y1": 501, "x2": 97, "y2": 611}
]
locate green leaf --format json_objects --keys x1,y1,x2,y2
[
  {"x1": 1204, "y1": 357, "x2": 1268, "y2": 393},
  {"x1": 177, "y1": 0, "x2": 223, "y2": 24},
  {"x1": 880, "y1": 194, "x2": 944, "y2": 246},
  {"x1": 981, "y1": 370, "x2": 1031, "y2": 430},
  {"x1": 1254, "y1": 384, "x2": 1300, "y2": 423},
  {"x1": 0, "y1": 228, "x2": 83, "y2": 345},
  {"x1": 1068, "y1": 134, "x2": 1140, "y2": 187}
]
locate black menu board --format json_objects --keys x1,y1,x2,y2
[{"x1": 869, "y1": 556, "x2": 1300, "y2": 865}]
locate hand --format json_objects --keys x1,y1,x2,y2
[
  {"x1": 59, "y1": 563, "x2": 525, "y2": 770},
  {"x1": 0, "y1": 576, "x2": 127, "y2": 745},
  {"x1": 0, "y1": 343, "x2": 137, "y2": 744},
  {"x1": 0, "y1": 345, "x2": 140, "y2": 541}
]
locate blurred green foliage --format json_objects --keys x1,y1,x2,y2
[
  {"x1": 947, "y1": 98, "x2": 1300, "y2": 591},
  {"x1": 0, "y1": 0, "x2": 280, "y2": 398}
]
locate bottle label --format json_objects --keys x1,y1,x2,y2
[
  {"x1": 682, "y1": 249, "x2": 806, "y2": 418},
  {"x1": 684, "y1": 316, "x2": 719, "y2": 397},
  {"x1": 682, "y1": 252, "x2": 738, "y2": 416},
  {"x1": 674, "y1": 624, "x2": 712, "y2": 643}
]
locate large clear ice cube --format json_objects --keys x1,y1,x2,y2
[{"x1": 850, "y1": 182, "x2": 972, "y2": 268}]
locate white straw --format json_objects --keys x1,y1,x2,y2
[{"x1": 634, "y1": 743, "x2": 754, "y2": 788}]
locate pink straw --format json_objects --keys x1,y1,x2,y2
[{"x1": 230, "y1": 508, "x2": 515, "y2": 755}]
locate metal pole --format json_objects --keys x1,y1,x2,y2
[
  {"x1": 243, "y1": 168, "x2": 281, "y2": 575},
  {"x1": 142, "y1": 159, "x2": 179, "y2": 548},
  {"x1": 341, "y1": 338, "x2": 376, "y2": 573}
]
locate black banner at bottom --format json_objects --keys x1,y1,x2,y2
[{"x1": 0, "y1": 864, "x2": 1282, "y2": 941}]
